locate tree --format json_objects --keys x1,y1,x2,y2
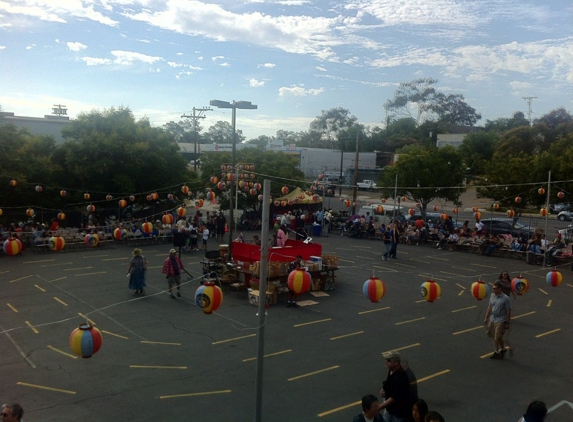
[
  {"x1": 533, "y1": 107, "x2": 573, "y2": 129},
  {"x1": 493, "y1": 126, "x2": 538, "y2": 158},
  {"x1": 484, "y1": 111, "x2": 529, "y2": 133},
  {"x1": 378, "y1": 145, "x2": 466, "y2": 217},
  {"x1": 309, "y1": 107, "x2": 358, "y2": 149},
  {"x1": 458, "y1": 131, "x2": 498, "y2": 175},
  {"x1": 245, "y1": 135, "x2": 273, "y2": 149},
  {"x1": 163, "y1": 119, "x2": 198, "y2": 143},
  {"x1": 203, "y1": 121, "x2": 245, "y2": 144}
]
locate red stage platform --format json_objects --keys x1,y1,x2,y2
[{"x1": 231, "y1": 239, "x2": 322, "y2": 263}]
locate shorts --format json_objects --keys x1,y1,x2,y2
[
  {"x1": 167, "y1": 274, "x2": 181, "y2": 287},
  {"x1": 202, "y1": 239, "x2": 207, "y2": 245},
  {"x1": 486, "y1": 321, "x2": 506, "y2": 340}
]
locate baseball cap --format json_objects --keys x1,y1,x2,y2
[
  {"x1": 169, "y1": 248, "x2": 177, "y2": 254},
  {"x1": 382, "y1": 350, "x2": 401, "y2": 361}
]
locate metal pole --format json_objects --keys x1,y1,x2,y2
[
  {"x1": 543, "y1": 170, "x2": 551, "y2": 266},
  {"x1": 352, "y1": 131, "x2": 359, "y2": 215},
  {"x1": 393, "y1": 174, "x2": 398, "y2": 221},
  {"x1": 229, "y1": 104, "x2": 236, "y2": 259},
  {"x1": 338, "y1": 147, "x2": 344, "y2": 196},
  {"x1": 254, "y1": 179, "x2": 271, "y2": 422}
]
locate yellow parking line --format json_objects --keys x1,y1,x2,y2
[
  {"x1": 382, "y1": 343, "x2": 420, "y2": 354},
  {"x1": 23, "y1": 259, "x2": 54, "y2": 264},
  {"x1": 82, "y1": 254, "x2": 109, "y2": 258},
  {"x1": 64, "y1": 267, "x2": 93, "y2": 271},
  {"x1": 330, "y1": 331, "x2": 364, "y2": 341},
  {"x1": 394, "y1": 262, "x2": 415, "y2": 268},
  {"x1": 452, "y1": 326, "x2": 482, "y2": 335},
  {"x1": 102, "y1": 330, "x2": 128, "y2": 339},
  {"x1": 416, "y1": 369, "x2": 450, "y2": 383},
  {"x1": 212, "y1": 334, "x2": 256, "y2": 345},
  {"x1": 415, "y1": 299, "x2": 427, "y2": 303},
  {"x1": 547, "y1": 300, "x2": 552, "y2": 307},
  {"x1": 17, "y1": 382, "x2": 76, "y2": 394},
  {"x1": 47, "y1": 345, "x2": 78, "y2": 359},
  {"x1": 49, "y1": 277, "x2": 67, "y2": 282},
  {"x1": 455, "y1": 283, "x2": 466, "y2": 290},
  {"x1": 288, "y1": 365, "x2": 339, "y2": 381},
  {"x1": 130, "y1": 365, "x2": 187, "y2": 369},
  {"x1": 358, "y1": 307, "x2": 390, "y2": 315},
  {"x1": 7, "y1": 303, "x2": 18, "y2": 313},
  {"x1": 452, "y1": 306, "x2": 477, "y2": 313},
  {"x1": 452, "y1": 266, "x2": 476, "y2": 271},
  {"x1": 41, "y1": 263, "x2": 72, "y2": 267},
  {"x1": 356, "y1": 255, "x2": 374, "y2": 260},
  {"x1": 471, "y1": 263, "x2": 495, "y2": 268},
  {"x1": 25, "y1": 321, "x2": 39, "y2": 334},
  {"x1": 54, "y1": 297, "x2": 68, "y2": 307},
  {"x1": 9, "y1": 275, "x2": 33, "y2": 283},
  {"x1": 513, "y1": 311, "x2": 536, "y2": 319},
  {"x1": 458, "y1": 290, "x2": 464, "y2": 296},
  {"x1": 34, "y1": 284, "x2": 46, "y2": 292},
  {"x1": 535, "y1": 328, "x2": 561, "y2": 338},
  {"x1": 441, "y1": 271, "x2": 460, "y2": 276},
  {"x1": 243, "y1": 349, "x2": 292, "y2": 362},
  {"x1": 418, "y1": 275, "x2": 446, "y2": 281},
  {"x1": 318, "y1": 401, "x2": 360, "y2": 417},
  {"x1": 160, "y1": 390, "x2": 231, "y2": 399},
  {"x1": 141, "y1": 341, "x2": 181, "y2": 346},
  {"x1": 395, "y1": 317, "x2": 425, "y2": 326},
  {"x1": 294, "y1": 318, "x2": 332, "y2": 328},
  {"x1": 102, "y1": 258, "x2": 128, "y2": 261},
  {"x1": 78, "y1": 313, "x2": 96, "y2": 326},
  {"x1": 538, "y1": 288, "x2": 548, "y2": 295},
  {"x1": 75, "y1": 272, "x2": 107, "y2": 277}
]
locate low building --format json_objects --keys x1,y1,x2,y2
[{"x1": 0, "y1": 108, "x2": 71, "y2": 144}]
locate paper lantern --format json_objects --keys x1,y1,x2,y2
[
  {"x1": 129, "y1": 195, "x2": 136, "y2": 202},
  {"x1": 49, "y1": 236, "x2": 66, "y2": 251},
  {"x1": 3, "y1": 238, "x2": 22, "y2": 256},
  {"x1": 57, "y1": 212, "x2": 66, "y2": 220},
  {"x1": 274, "y1": 200, "x2": 281, "y2": 207},
  {"x1": 106, "y1": 194, "x2": 113, "y2": 201},
  {"x1": 288, "y1": 200, "x2": 294, "y2": 206},
  {"x1": 181, "y1": 185, "x2": 189, "y2": 195},
  {"x1": 507, "y1": 209, "x2": 515, "y2": 218},
  {"x1": 433, "y1": 205, "x2": 439, "y2": 212},
  {"x1": 118, "y1": 199, "x2": 128, "y2": 208},
  {"x1": 35, "y1": 185, "x2": 43, "y2": 193},
  {"x1": 250, "y1": 173, "x2": 256, "y2": 179},
  {"x1": 0, "y1": 209, "x2": 2, "y2": 216},
  {"x1": 207, "y1": 191, "x2": 216, "y2": 200},
  {"x1": 167, "y1": 193, "x2": 174, "y2": 200},
  {"x1": 538, "y1": 187, "x2": 546, "y2": 195},
  {"x1": 420, "y1": 279, "x2": 441, "y2": 302},
  {"x1": 60, "y1": 190, "x2": 67, "y2": 197},
  {"x1": 453, "y1": 207, "x2": 459, "y2": 214},
  {"x1": 176, "y1": 207, "x2": 186, "y2": 217},
  {"x1": 146, "y1": 194, "x2": 153, "y2": 201},
  {"x1": 376, "y1": 205, "x2": 384, "y2": 213},
  {"x1": 195, "y1": 199, "x2": 204, "y2": 208},
  {"x1": 10, "y1": 179, "x2": 17, "y2": 187},
  {"x1": 493, "y1": 203, "x2": 499, "y2": 210},
  {"x1": 210, "y1": 176, "x2": 219, "y2": 184},
  {"x1": 258, "y1": 194, "x2": 263, "y2": 201},
  {"x1": 540, "y1": 207, "x2": 548, "y2": 217},
  {"x1": 69, "y1": 323, "x2": 103, "y2": 358},
  {"x1": 26, "y1": 208, "x2": 35, "y2": 217},
  {"x1": 220, "y1": 165, "x2": 226, "y2": 171},
  {"x1": 86, "y1": 204, "x2": 95, "y2": 213},
  {"x1": 472, "y1": 206, "x2": 479, "y2": 213},
  {"x1": 474, "y1": 211, "x2": 482, "y2": 220},
  {"x1": 85, "y1": 234, "x2": 99, "y2": 247},
  {"x1": 228, "y1": 173, "x2": 235, "y2": 181},
  {"x1": 363, "y1": 277, "x2": 386, "y2": 303},
  {"x1": 382, "y1": 198, "x2": 387, "y2": 203},
  {"x1": 151, "y1": 192, "x2": 159, "y2": 200},
  {"x1": 408, "y1": 208, "x2": 415, "y2": 216},
  {"x1": 470, "y1": 279, "x2": 490, "y2": 301},
  {"x1": 195, "y1": 282, "x2": 223, "y2": 314},
  {"x1": 162, "y1": 214, "x2": 174, "y2": 225},
  {"x1": 249, "y1": 189, "x2": 257, "y2": 196},
  {"x1": 557, "y1": 191, "x2": 565, "y2": 199},
  {"x1": 226, "y1": 165, "x2": 233, "y2": 171},
  {"x1": 238, "y1": 181, "x2": 246, "y2": 189},
  {"x1": 343, "y1": 199, "x2": 351, "y2": 207},
  {"x1": 287, "y1": 268, "x2": 312, "y2": 295},
  {"x1": 254, "y1": 183, "x2": 262, "y2": 190},
  {"x1": 84, "y1": 193, "x2": 90, "y2": 200},
  {"x1": 441, "y1": 213, "x2": 448, "y2": 221},
  {"x1": 281, "y1": 186, "x2": 289, "y2": 195},
  {"x1": 401, "y1": 196, "x2": 407, "y2": 202},
  {"x1": 113, "y1": 228, "x2": 127, "y2": 240},
  {"x1": 515, "y1": 196, "x2": 522, "y2": 204},
  {"x1": 281, "y1": 201, "x2": 287, "y2": 207},
  {"x1": 511, "y1": 276, "x2": 529, "y2": 295},
  {"x1": 546, "y1": 270, "x2": 562, "y2": 287},
  {"x1": 141, "y1": 222, "x2": 153, "y2": 233}
]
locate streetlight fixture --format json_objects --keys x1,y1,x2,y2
[{"x1": 209, "y1": 100, "x2": 257, "y2": 259}]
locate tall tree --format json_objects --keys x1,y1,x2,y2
[
  {"x1": 203, "y1": 121, "x2": 245, "y2": 145},
  {"x1": 309, "y1": 107, "x2": 358, "y2": 149},
  {"x1": 484, "y1": 111, "x2": 529, "y2": 133},
  {"x1": 458, "y1": 131, "x2": 498, "y2": 175}
]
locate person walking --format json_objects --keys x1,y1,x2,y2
[
  {"x1": 216, "y1": 211, "x2": 226, "y2": 243},
  {"x1": 484, "y1": 280, "x2": 512, "y2": 359},
  {"x1": 162, "y1": 248, "x2": 184, "y2": 299},
  {"x1": 202, "y1": 225, "x2": 210, "y2": 251},
  {"x1": 378, "y1": 350, "x2": 412, "y2": 422},
  {"x1": 388, "y1": 222, "x2": 400, "y2": 259},
  {"x1": 127, "y1": 248, "x2": 147, "y2": 296},
  {"x1": 382, "y1": 225, "x2": 392, "y2": 260}
]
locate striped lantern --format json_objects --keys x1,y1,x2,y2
[
  {"x1": 470, "y1": 279, "x2": 490, "y2": 300},
  {"x1": 217, "y1": 181, "x2": 225, "y2": 190},
  {"x1": 151, "y1": 192, "x2": 159, "y2": 200},
  {"x1": 344, "y1": 199, "x2": 351, "y2": 207},
  {"x1": 207, "y1": 191, "x2": 216, "y2": 200},
  {"x1": 10, "y1": 179, "x2": 17, "y2": 187},
  {"x1": 363, "y1": 277, "x2": 386, "y2": 303},
  {"x1": 176, "y1": 207, "x2": 186, "y2": 217},
  {"x1": 210, "y1": 176, "x2": 219, "y2": 184},
  {"x1": 87, "y1": 204, "x2": 95, "y2": 213},
  {"x1": 106, "y1": 194, "x2": 113, "y2": 201},
  {"x1": 420, "y1": 279, "x2": 441, "y2": 302},
  {"x1": 181, "y1": 185, "x2": 189, "y2": 195},
  {"x1": 287, "y1": 268, "x2": 312, "y2": 295},
  {"x1": 60, "y1": 190, "x2": 67, "y2": 197},
  {"x1": 228, "y1": 173, "x2": 234, "y2": 181},
  {"x1": 118, "y1": 199, "x2": 128, "y2": 208},
  {"x1": 35, "y1": 185, "x2": 42, "y2": 193},
  {"x1": 69, "y1": 323, "x2": 103, "y2": 358},
  {"x1": 472, "y1": 206, "x2": 479, "y2": 213},
  {"x1": 546, "y1": 270, "x2": 563, "y2": 287},
  {"x1": 84, "y1": 193, "x2": 90, "y2": 200},
  {"x1": 507, "y1": 209, "x2": 515, "y2": 218},
  {"x1": 408, "y1": 208, "x2": 415, "y2": 216},
  {"x1": 146, "y1": 194, "x2": 153, "y2": 201},
  {"x1": 557, "y1": 191, "x2": 565, "y2": 199},
  {"x1": 274, "y1": 200, "x2": 281, "y2": 207},
  {"x1": 249, "y1": 189, "x2": 257, "y2": 196},
  {"x1": 441, "y1": 213, "x2": 448, "y2": 221},
  {"x1": 129, "y1": 195, "x2": 136, "y2": 202},
  {"x1": 376, "y1": 205, "x2": 384, "y2": 213},
  {"x1": 254, "y1": 183, "x2": 262, "y2": 190},
  {"x1": 195, "y1": 199, "x2": 204, "y2": 208},
  {"x1": 474, "y1": 211, "x2": 482, "y2": 220},
  {"x1": 85, "y1": 234, "x2": 99, "y2": 247},
  {"x1": 167, "y1": 193, "x2": 174, "y2": 200},
  {"x1": 281, "y1": 201, "x2": 287, "y2": 207},
  {"x1": 195, "y1": 282, "x2": 223, "y2": 314},
  {"x1": 49, "y1": 236, "x2": 66, "y2": 251},
  {"x1": 511, "y1": 276, "x2": 529, "y2": 295},
  {"x1": 433, "y1": 205, "x2": 439, "y2": 212},
  {"x1": 113, "y1": 228, "x2": 127, "y2": 240},
  {"x1": 26, "y1": 208, "x2": 35, "y2": 217},
  {"x1": 538, "y1": 187, "x2": 545, "y2": 195},
  {"x1": 493, "y1": 203, "x2": 499, "y2": 210},
  {"x1": 57, "y1": 212, "x2": 66, "y2": 220},
  {"x1": 453, "y1": 207, "x2": 459, "y2": 214},
  {"x1": 540, "y1": 207, "x2": 548, "y2": 217},
  {"x1": 141, "y1": 222, "x2": 153, "y2": 233},
  {"x1": 288, "y1": 200, "x2": 294, "y2": 206},
  {"x1": 281, "y1": 186, "x2": 289, "y2": 195},
  {"x1": 313, "y1": 194, "x2": 321, "y2": 202},
  {"x1": 3, "y1": 238, "x2": 23, "y2": 256},
  {"x1": 258, "y1": 194, "x2": 263, "y2": 201},
  {"x1": 382, "y1": 198, "x2": 387, "y2": 203},
  {"x1": 162, "y1": 214, "x2": 174, "y2": 225},
  {"x1": 515, "y1": 196, "x2": 522, "y2": 204}
]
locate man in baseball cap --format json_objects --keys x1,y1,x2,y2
[{"x1": 378, "y1": 350, "x2": 413, "y2": 421}]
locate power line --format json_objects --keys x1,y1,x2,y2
[{"x1": 181, "y1": 107, "x2": 212, "y2": 171}]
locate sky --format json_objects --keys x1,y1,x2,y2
[{"x1": 1, "y1": 0, "x2": 572, "y2": 140}]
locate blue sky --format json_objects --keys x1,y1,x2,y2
[{"x1": 1, "y1": 0, "x2": 572, "y2": 140}]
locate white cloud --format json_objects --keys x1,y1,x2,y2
[
  {"x1": 259, "y1": 63, "x2": 276, "y2": 68},
  {"x1": 111, "y1": 50, "x2": 163, "y2": 65},
  {"x1": 25, "y1": 44, "x2": 36, "y2": 50},
  {"x1": 66, "y1": 41, "x2": 87, "y2": 52},
  {"x1": 0, "y1": 45, "x2": 6, "y2": 50},
  {"x1": 278, "y1": 85, "x2": 324, "y2": 96},
  {"x1": 249, "y1": 78, "x2": 265, "y2": 87},
  {"x1": 81, "y1": 57, "x2": 112, "y2": 66},
  {"x1": 316, "y1": 66, "x2": 327, "y2": 71},
  {"x1": 219, "y1": 62, "x2": 230, "y2": 67},
  {"x1": 509, "y1": 80, "x2": 533, "y2": 95},
  {"x1": 212, "y1": 56, "x2": 225, "y2": 61},
  {"x1": 167, "y1": 61, "x2": 202, "y2": 70}
]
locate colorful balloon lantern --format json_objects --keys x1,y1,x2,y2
[
  {"x1": 113, "y1": 228, "x2": 127, "y2": 241},
  {"x1": 557, "y1": 191, "x2": 565, "y2": 199},
  {"x1": 408, "y1": 208, "x2": 415, "y2": 216},
  {"x1": 195, "y1": 199, "x2": 204, "y2": 208},
  {"x1": 129, "y1": 195, "x2": 136, "y2": 202},
  {"x1": 274, "y1": 200, "x2": 281, "y2": 207},
  {"x1": 167, "y1": 193, "x2": 174, "y2": 200},
  {"x1": 258, "y1": 194, "x2": 264, "y2": 201},
  {"x1": 281, "y1": 201, "x2": 287, "y2": 207},
  {"x1": 49, "y1": 236, "x2": 66, "y2": 251},
  {"x1": 440, "y1": 213, "x2": 448, "y2": 221},
  {"x1": 60, "y1": 190, "x2": 67, "y2": 197},
  {"x1": 254, "y1": 183, "x2": 262, "y2": 190},
  {"x1": 87, "y1": 204, "x2": 95, "y2": 213},
  {"x1": 57, "y1": 212, "x2": 66, "y2": 220},
  {"x1": 3, "y1": 238, "x2": 22, "y2": 256},
  {"x1": 207, "y1": 191, "x2": 216, "y2": 200},
  {"x1": 507, "y1": 209, "x2": 515, "y2": 218},
  {"x1": 216, "y1": 181, "x2": 225, "y2": 190},
  {"x1": 146, "y1": 194, "x2": 153, "y2": 201},
  {"x1": 511, "y1": 276, "x2": 529, "y2": 295},
  {"x1": 210, "y1": 176, "x2": 219, "y2": 184},
  {"x1": 220, "y1": 164, "x2": 226, "y2": 171},
  {"x1": 470, "y1": 279, "x2": 490, "y2": 301},
  {"x1": 35, "y1": 185, "x2": 43, "y2": 193},
  {"x1": 228, "y1": 173, "x2": 235, "y2": 181},
  {"x1": 26, "y1": 208, "x2": 35, "y2": 217},
  {"x1": 515, "y1": 196, "x2": 522, "y2": 204},
  {"x1": 151, "y1": 192, "x2": 159, "y2": 200},
  {"x1": 10, "y1": 179, "x2": 17, "y2": 187},
  {"x1": 420, "y1": 279, "x2": 441, "y2": 302},
  {"x1": 162, "y1": 214, "x2": 174, "y2": 225},
  {"x1": 382, "y1": 198, "x2": 387, "y2": 203},
  {"x1": 238, "y1": 180, "x2": 246, "y2": 189},
  {"x1": 118, "y1": 199, "x2": 127, "y2": 208},
  {"x1": 546, "y1": 270, "x2": 562, "y2": 287},
  {"x1": 363, "y1": 277, "x2": 386, "y2": 303},
  {"x1": 540, "y1": 207, "x2": 548, "y2": 217},
  {"x1": 84, "y1": 193, "x2": 91, "y2": 200},
  {"x1": 288, "y1": 268, "x2": 312, "y2": 295},
  {"x1": 181, "y1": 185, "x2": 190, "y2": 195},
  {"x1": 493, "y1": 203, "x2": 499, "y2": 210},
  {"x1": 106, "y1": 194, "x2": 113, "y2": 201},
  {"x1": 0, "y1": 209, "x2": 3, "y2": 216},
  {"x1": 433, "y1": 205, "x2": 439, "y2": 212},
  {"x1": 141, "y1": 222, "x2": 153, "y2": 233},
  {"x1": 376, "y1": 205, "x2": 384, "y2": 214},
  {"x1": 281, "y1": 186, "x2": 289, "y2": 195},
  {"x1": 401, "y1": 196, "x2": 407, "y2": 202},
  {"x1": 195, "y1": 282, "x2": 223, "y2": 314},
  {"x1": 175, "y1": 207, "x2": 186, "y2": 217},
  {"x1": 69, "y1": 323, "x2": 103, "y2": 358},
  {"x1": 288, "y1": 200, "x2": 294, "y2": 206},
  {"x1": 472, "y1": 206, "x2": 479, "y2": 213},
  {"x1": 85, "y1": 234, "x2": 99, "y2": 247},
  {"x1": 344, "y1": 199, "x2": 351, "y2": 207},
  {"x1": 538, "y1": 187, "x2": 545, "y2": 195},
  {"x1": 474, "y1": 211, "x2": 482, "y2": 220}
]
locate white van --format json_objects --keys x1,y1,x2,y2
[
  {"x1": 324, "y1": 171, "x2": 341, "y2": 182},
  {"x1": 358, "y1": 204, "x2": 406, "y2": 223}
]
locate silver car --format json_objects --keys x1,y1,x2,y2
[{"x1": 557, "y1": 211, "x2": 573, "y2": 221}]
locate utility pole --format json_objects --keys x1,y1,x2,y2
[
  {"x1": 522, "y1": 97, "x2": 537, "y2": 126},
  {"x1": 181, "y1": 107, "x2": 211, "y2": 170}
]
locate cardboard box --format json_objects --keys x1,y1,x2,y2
[
  {"x1": 247, "y1": 289, "x2": 276, "y2": 306},
  {"x1": 310, "y1": 255, "x2": 323, "y2": 269}
]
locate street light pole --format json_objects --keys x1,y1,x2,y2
[{"x1": 209, "y1": 100, "x2": 257, "y2": 259}]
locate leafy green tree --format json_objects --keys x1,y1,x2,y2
[
  {"x1": 493, "y1": 126, "x2": 538, "y2": 158},
  {"x1": 203, "y1": 121, "x2": 245, "y2": 144},
  {"x1": 378, "y1": 145, "x2": 466, "y2": 217},
  {"x1": 245, "y1": 135, "x2": 272, "y2": 149},
  {"x1": 458, "y1": 131, "x2": 498, "y2": 175},
  {"x1": 309, "y1": 107, "x2": 358, "y2": 149},
  {"x1": 484, "y1": 111, "x2": 529, "y2": 133},
  {"x1": 385, "y1": 118, "x2": 418, "y2": 150}
]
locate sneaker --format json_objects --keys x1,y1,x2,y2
[
  {"x1": 177, "y1": 291, "x2": 181, "y2": 297},
  {"x1": 489, "y1": 352, "x2": 501, "y2": 360},
  {"x1": 291, "y1": 302, "x2": 300, "y2": 308},
  {"x1": 509, "y1": 347, "x2": 514, "y2": 358},
  {"x1": 170, "y1": 294, "x2": 176, "y2": 299},
  {"x1": 140, "y1": 289, "x2": 145, "y2": 296},
  {"x1": 500, "y1": 349, "x2": 506, "y2": 358}
]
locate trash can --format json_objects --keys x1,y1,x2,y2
[{"x1": 313, "y1": 224, "x2": 322, "y2": 236}]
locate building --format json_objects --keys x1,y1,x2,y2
[{"x1": 0, "y1": 106, "x2": 71, "y2": 144}]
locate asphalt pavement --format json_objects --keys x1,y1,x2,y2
[{"x1": 1, "y1": 234, "x2": 572, "y2": 421}]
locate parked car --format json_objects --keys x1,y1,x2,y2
[
  {"x1": 479, "y1": 218, "x2": 534, "y2": 238},
  {"x1": 357, "y1": 180, "x2": 377, "y2": 190},
  {"x1": 557, "y1": 210, "x2": 573, "y2": 221},
  {"x1": 549, "y1": 202, "x2": 572, "y2": 214},
  {"x1": 406, "y1": 212, "x2": 443, "y2": 222}
]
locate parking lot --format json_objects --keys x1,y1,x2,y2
[{"x1": 1, "y1": 233, "x2": 572, "y2": 421}]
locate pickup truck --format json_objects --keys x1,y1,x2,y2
[{"x1": 357, "y1": 180, "x2": 377, "y2": 190}]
